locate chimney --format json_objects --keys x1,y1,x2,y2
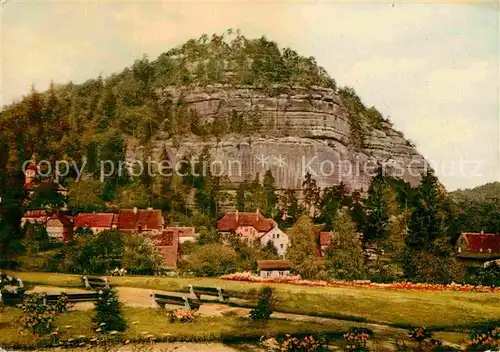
[
  {"x1": 133, "y1": 207, "x2": 137, "y2": 214},
  {"x1": 236, "y1": 210, "x2": 239, "y2": 222},
  {"x1": 481, "y1": 230, "x2": 484, "y2": 235}
]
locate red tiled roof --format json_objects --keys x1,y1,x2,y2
[
  {"x1": 48, "y1": 213, "x2": 73, "y2": 227},
  {"x1": 257, "y1": 260, "x2": 292, "y2": 270},
  {"x1": 166, "y1": 226, "x2": 195, "y2": 238},
  {"x1": 147, "y1": 231, "x2": 179, "y2": 268},
  {"x1": 22, "y1": 210, "x2": 49, "y2": 219},
  {"x1": 461, "y1": 233, "x2": 500, "y2": 254},
  {"x1": 320, "y1": 232, "x2": 333, "y2": 246},
  {"x1": 217, "y1": 211, "x2": 275, "y2": 233},
  {"x1": 74, "y1": 213, "x2": 115, "y2": 229},
  {"x1": 117, "y1": 209, "x2": 163, "y2": 231}
]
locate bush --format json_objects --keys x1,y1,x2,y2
[
  {"x1": 470, "y1": 263, "x2": 500, "y2": 287},
  {"x1": 167, "y1": 309, "x2": 196, "y2": 323},
  {"x1": 20, "y1": 293, "x2": 73, "y2": 334},
  {"x1": 343, "y1": 327, "x2": 371, "y2": 352},
  {"x1": 406, "y1": 252, "x2": 465, "y2": 284},
  {"x1": 275, "y1": 334, "x2": 328, "y2": 351},
  {"x1": 249, "y1": 286, "x2": 274, "y2": 321},
  {"x1": 92, "y1": 288, "x2": 127, "y2": 332},
  {"x1": 182, "y1": 243, "x2": 239, "y2": 276},
  {"x1": 465, "y1": 326, "x2": 499, "y2": 350}
]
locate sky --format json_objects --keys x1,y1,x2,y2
[{"x1": 1, "y1": 0, "x2": 499, "y2": 191}]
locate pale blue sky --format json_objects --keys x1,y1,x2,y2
[{"x1": 1, "y1": 1, "x2": 499, "y2": 191}]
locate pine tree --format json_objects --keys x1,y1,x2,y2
[
  {"x1": 263, "y1": 170, "x2": 277, "y2": 217},
  {"x1": 302, "y1": 171, "x2": 320, "y2": 216},
  {"x1": 364, "y1": 170, "x2": 390, "y2": 242}
]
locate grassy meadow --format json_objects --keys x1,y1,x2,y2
[{"x1": 7, "y1": 271, "x2": 500, "y2": 330}]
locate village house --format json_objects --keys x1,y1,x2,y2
[
  {"x1": 318, "y1": 231, "x2": 333, "y2": 257},
  {"x1": 145, "y1": 230, "x2": 179, "y2": 268},
  {"x1": 165, "y1": 226, "x2": 196, "y2": 243},
  {"x1": 456, "y1": 232, "x2": 500, "y2": 266},
  {"x1": 257, "y1": 260, "x2": 292, "y2": 278},
  {"x1": 116, "y1": 208, "x2": 164, "y2": 235},
  {"x1": 45, "y1": 213, "x2": 73, "y2": 242},
  {"x1": 21, "y1": 210, "x2": 49, "y2": 227},
  {"x1": 217, "y1": 210, "x2": 289, "y2": 258},
  {"x1": 73, "y1": 213, "x2": 116, "y2": 234}
]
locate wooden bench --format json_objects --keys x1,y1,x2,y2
[
  {"x1": 189, "y1": 285, "x2": 229, "y2": 303},
  {"x1": 43, "y1": 292, "x2": 100, "y2": 305},
  {"x1": 150, "y1": 292, "x2": 200, "y2": 311},
  {"x1": 81, "y1": 276, "x2": 110, "y2": 290}
]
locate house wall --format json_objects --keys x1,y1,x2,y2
[
  {"x1": 259, "y1": 270, "x2": 291, "y2": 278},
  {"x1": 235, "y1": 226, "x2": 261, "y2": 241},
  {"x1": 46, "y1": 219, "x2": 64, "y2": 240},
  {"x1": 260, "y1": 227, "x2": 289, "y2": 258}
]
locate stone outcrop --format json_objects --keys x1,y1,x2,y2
[{"x1": 126, "y1": 84, "x2": 427, "y2": 191}]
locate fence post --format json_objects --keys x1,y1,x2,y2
[
  {"x1": 217, "y1": 287, "x2": 224, "y2": 302},
  {"x1": 183, "y1": 296, "x2": 190, "y2": 311}
]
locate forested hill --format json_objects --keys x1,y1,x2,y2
[
  {"x1": 0, "y1": 30, "x2": 389, "y2": 164},
  {"x1": 449, "y1": 182, "x2": 500, "y2": 234}
]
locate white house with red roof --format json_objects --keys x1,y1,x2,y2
[{"x1": 217, "y1": 210, "x2": 289, "y2": 258}]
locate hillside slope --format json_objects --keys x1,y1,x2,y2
[{"x1": 0, "y1": 31, "x2": 427, "y2": 191}]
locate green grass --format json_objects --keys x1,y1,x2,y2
[
  {"x1": 0, "y1": 306, "x2": 353, "y2": 349},
  {"x1": 8, "y1": 271, "x2": 500, "y2": 330}
]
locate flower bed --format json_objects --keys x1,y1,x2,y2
[{"x1": 221, "y1": 272, "x2": 500, "y2": 293}]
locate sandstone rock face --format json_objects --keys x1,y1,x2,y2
[{"x1": 127, "y1": 85, "x2": 427, "y2": 191}]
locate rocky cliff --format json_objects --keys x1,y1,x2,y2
[{"x1": 126, "y1": 84, "x2": 427, "y2": 191}]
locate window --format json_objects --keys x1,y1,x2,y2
[
  {"x1": 277, "y1": 233, "x2": 280, "y2": 238},
  {"x1": 280, "y1": 244, "x2": 284, "y2": 249}
]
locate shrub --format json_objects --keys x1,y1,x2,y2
[
  {"x1": 408, "y1": 327, "x2": 433, "y2": 343},
  {"x1": 470, "y1": 263, "x2": 500, "y2": 287},
  {"x1": 20, "y1": 293, "x2": 72, "y2": 335},
  {"x1": 343, "y1": 327, "x2": 371, "y2": 352},
  {"x1": 275, "y1": 334, "x2": 328, "y2": 351},
  {"x1": 249, "y1": 286, "x2": 275, "y2": 321},
  {"x1": 167, "y1": 309, "x2": 196, "y2": 323},
  {"x1": 465, "y1": 326, "x2": 500, "y2": 350},
  {"x1": 20, "y1": 293, "x2": 55, "y2": 334},
  {"x1": 182, "y1": 243, "x2": 239, "y2": 276},
  {"x1": 92, "y1": 288, "x2": 127, "y2": 332}
]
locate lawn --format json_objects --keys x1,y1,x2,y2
[
  {"x1": 0, "y1": 306, "x2": 356, "y2": 349},
  {"x1": 7, "y1": 271, "x2": 500, "y2": 330}
]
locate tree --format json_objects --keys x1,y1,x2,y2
[
  {"x1": 318, "y1": 182, "x2": 349, "y2": 231},
  {"x1": 364, "y1": 170, "x2": 390, "y2": 242},
  {"x1": 302, "y1": 172, "x2": 320, "y2": 216},
  {"x1": 115, "y1": 183, "x2": 149, "y2": 209},
  {"x1": 122, "y1": 235, "x2": 163, "y2": 275},
  {"x1": 67, "y1": 179, "x2": 106, "y2": 213},
  {"x1": 404, "y1": 170, "x2": 454, "y2": 279},
  {"x1": 286, "y1": 215, "x2": 321, "y2": 279},
  {"x1": 183, "y1": 243, "x2": 239, "y2": 276},
  {"x1": 22, "y1": 222, "x2": 51, "y2": 254},
  {"x1": 262, "y1": 170, "x2": 277, "y2": 217},
  {"x1": 325, "y1": 208, "x2": 366, "y2": 280},
  {"x1": 27, "y1": 182, "x2": 67, "y2": 211}
]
